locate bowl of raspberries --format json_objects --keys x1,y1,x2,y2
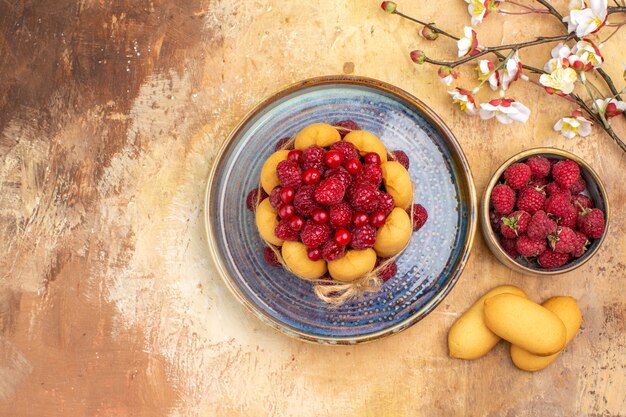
[{"x1": 481, "y1": 148, "x2": 609, "y2": 274}]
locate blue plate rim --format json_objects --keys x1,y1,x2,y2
[{"x1": 204, "y1": 75, "x2": 477, "y2": 344}]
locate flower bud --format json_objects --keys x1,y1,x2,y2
[
  {"x1": 419, "y1": 25, "x2": 439, "y2": 41},
  {"x1": 438, "y1": 66, "x2": 454, "y2": 78},
  {"x1": 380, "y1": 1, "x2": 397, "y2": 13},
  {"x1": 571, "y1": 60, "x2": 585, "y2": 71},
  {"x1": 410, "y1": 50, "x2": 426, "y2": 64}
]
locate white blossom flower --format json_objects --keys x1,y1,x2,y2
[
  {"x1": 499, "y1": 51, "x2": 523, "y2": 91},
  {"x1": 438, "y1": 66, "x2": 459, "y2": 86},
  {"x1": 593, "y1": 98, "x2": 626, "y2": 118},
  {"x1": 476, "y1": 60, "x2": 499, "y2": 90},
  {"x1": 457, "y1": 26, "x2": 479, "y2": 57},
  {"x1": 544, "y1": 43, "x2": 572, "y2": 73},
  {"x1": 568, "y1": 39, "x2": 603, "y2": 71},
  {"x1": 554, "y1": 111, "x2": 593, "y2": 139},
  {"x1": 479, "y1": 99, "x2": 531, "y2": 124},
  {"x1": 448, "y1": 88, "x2": 478, "y2": 115},
  {"x1": 539, "y1": 67, "x2": 578, "y2": 94},
  {"x1": 564, "y1": 0, "x2": 607, "y2": 37},
  {"x1": 466, "y1": 0, "x2": 489, "y2": 26}
]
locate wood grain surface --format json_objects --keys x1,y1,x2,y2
[{"x1": 0, "y1": 1, "x2": 624, "y2": 416}]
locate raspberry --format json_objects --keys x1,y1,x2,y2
[
  {"x1": 491, "y1": 184, "x2": 516, "y2": 215},
  {"x1": 330, "y1": 141, "x2": 359, "y2": 161},
  {"x1": 499, "y1": 237, "x2": 519, "y2": 258},
  {"x1": 516, "y1": 186, "x2": 546, "y2": 214},
  {"x1": 314, "y1": 177, "x2": 346, "y2": 206},
  {"x1": 323, "y1": 166, "x2": 353, "y2": 188},
  {"x1": 571, "y1": 231, "x2": 589, "y2": 258},
  {"x1": 572, "y1": 194, "x2": 594, "y2": 211},
  {"x1": 276, "y1": 160, "x2": 302, "y2": 188},
  {"x1": 348, "y1": 182, "x2": 380, "y2": 213},
  {"x1": 490, "y1": 210, "x2": 501, "y2": 233},
  {"x1": 537, "y1": 249, "x2": 570, "y2": 269},
  {"x1": 378, "y1": 192, "x2": 395, "y2": 215},
  {"x1": 578, "y1": 207, "x2": 605, "y2": 239},
  {"x1": 246, "y1": 188, "x2": 268, "y2": 212},
  {"x1": 409, "y1": 203, "x2": 428, "y2": 231},
  {"x1": 269, "y1": 186, "x2": 284, "y2": 209},
  {"x1": 334, "y1": 120, "x2": 360, "y2": 137},
  {"x1": 557, "y1": 204, "x2": 578, "y2": 228},
  {"x1": 526, "y1": 210, "x2": 557, "y2": 240},
  {"x1": 569, "y1": 176, "x2": 586, "y2": 194},
  {"x1": 504, "y1": 163, "x2": 531, "y2": 189},
  {"x1": 526, "y1": 156, "x2": 551, "y2": 179},
  {"x1": 545, "y1": 191, "x2": 574, "y2": 218},
  {"x1": 274, "y1": 220, "x2": 300, "y2": 241},
  {"x1": 263, "y1": 247, "x2": 281, "y2": 266},
  {"x1": 500, "y1": 210, "x2": 530, "y2": 239},
  {"x1": 357, "y1": 163, "x2": 383, "y2": 186},
  {"x1": 546, "y1": 182, "x2": 567, "y2": 196},
  {"x1": 549, "y1": 226, "x2": 577, "y2": 254},
  {"x1": 300, "y1": 221, "x2": 330, "y2": 248},
  {"x1": 321, "y1": 240, "x2": 346, "y2": 261},
  {"x1": 329, "y1": 203, "x2": 353, "y2": 228},
  {"x1": 515, "y1": 235, "x2": 547, "y2": 257},
  {"x1": 293, "y1": 185, "x2": 321, "y2": 216},
  {"x1": 391, "y1": 150, "x2": 410, "y2": 170},
  {"x1": 274, "y1": 137, "x2": 291, "y2": 151},
  {"x1": 301, "y1": 146, "x2": 326, "y2": 171},
  {"x1": 529, "y1": 178, "x2": 548, "y2": 189},
  {"x1": 350, "y1": 225, "x2": 377, "y2": 249},
  {"x1": 376, "y1": 259, "x2": 398, "y2": 281},
  {"x1": 552, "y1": 160, "x2": 580, "y2": 189}
]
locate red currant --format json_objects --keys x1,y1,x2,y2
[
  {"x1": 302, "y1": 168, "x2": 321, "y2": 185},
  {"x1": 369, "y1": 211, "x2": 387, "y2": 227},
  {"x1": 278, "y1": 204, "x2": 295, "y2": 219},
  {"x1": 287, "y1": 149, "x2": 302, "y2": 163},
  {"x1": 311, "y1": 208, "x2": 329, "y2": 224},
  {"x1": 352, "y1": 211, "x2": 369, "y2": 227},
  {"x1": 280, "y1": 187, "x2": 295, "y2": 204},
  {"x1": 334, "y1": 229, "x2": 352, "y2": 246},
  {"x1": 364, "y1": 152, "x2": 381, "y2": 165},
  {"x1": 344, "y1": 159, "x2": 362, "y2": 175},
  {"x1": 307, "y1": 248, "x2": 322, "y2": 261},
  {"x1": 324, "y1": 150, "x2": 344, "y2": 168},
  {"x1": 289, "y1": 215, "x2": 304, "y2": 231}
]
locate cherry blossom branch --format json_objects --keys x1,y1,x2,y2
[
  {"x1": 421, "y1": 34, "x2": 572, "y2": 68},
  {"x1": 534, "y1": 0, "x2": 624, "y2": 104},
  {"x1": 607, "y1": 6, "x2": 626, "y2": 13},
  {"x1": 381, "y1": 2, "x2": 626, "y2": 151}
]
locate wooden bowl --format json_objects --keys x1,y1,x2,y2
[{"x1": 481, "y1": 148, "x2": 609, "y2": 275}]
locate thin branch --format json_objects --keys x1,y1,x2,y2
[
  {"x1": 607, "y1": 6, "x2": 626, "y2": 13},
  {"x1": 423, "y1": 34, "x2": 572, "y2": 68},
  {"x1": 394, "y1": 11, "x2": 460, "y2": 40}
]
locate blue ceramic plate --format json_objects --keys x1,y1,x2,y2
[{"x1": 205, "y1": 76, "x2": 476, "y2": 344}]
